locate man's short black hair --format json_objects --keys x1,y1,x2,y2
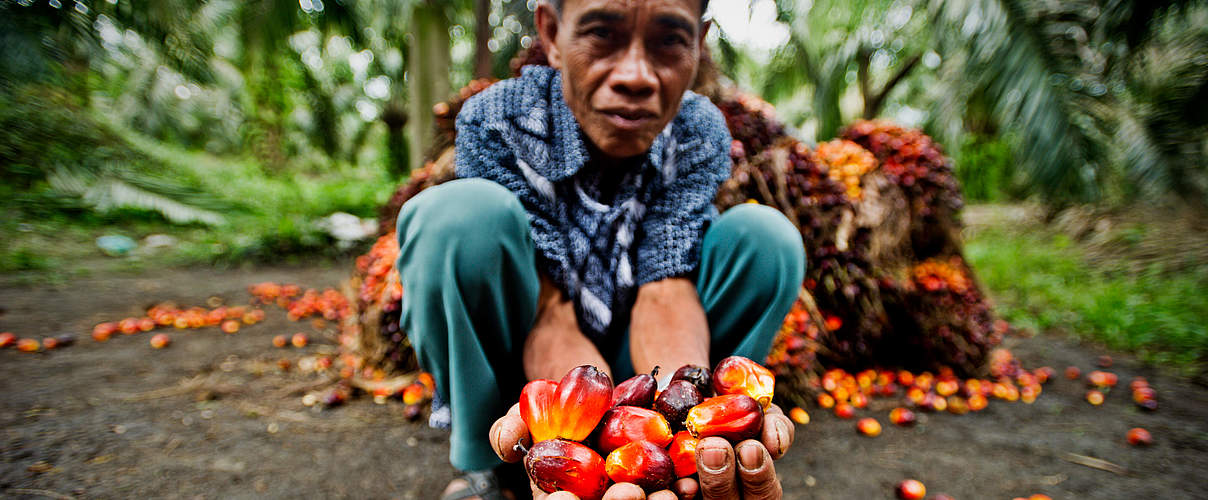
[{"x1": 547, "y1": 0, "x2": 711, "y2": 19}]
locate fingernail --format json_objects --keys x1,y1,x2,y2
[
  {"x1": 702, "y1": 447, "x2": 727, "y2": 472},
  {"x1": 776, "y1": 420, "x2": 789, "y2": 453},
  {"x1": 738, "y1": 443, "x2": 764, "y2": 471}
]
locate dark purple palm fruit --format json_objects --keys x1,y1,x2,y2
[
  {"x1": 671, "y1": 364, "x2": 712, "y2": 397},
  {"x1": 654, "y1": 380, "x2": 704, "y2": 431},
  {"x1": 611, "y1": 367, "x2": 659, "y2": 408}
]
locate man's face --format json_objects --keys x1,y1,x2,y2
[{"x1": 537, "y1": 0, "x2": 705, "y2": 160}]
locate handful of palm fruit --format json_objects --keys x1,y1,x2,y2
[{"x1": 517, "y1": 356, "x2": 774, "y2": 499}]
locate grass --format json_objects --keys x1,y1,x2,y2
[
  {"x1": 0, "y1": 97, "x2": 400, "y2": 282},
  {"x1": 966, "y1": 223, "x2": 1208, "y2": 371}
]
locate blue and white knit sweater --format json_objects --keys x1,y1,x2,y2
[{"x1": 455, "y1": 65, "x2": 732, "y2": 340}]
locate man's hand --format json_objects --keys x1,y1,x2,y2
[
  {"x1": 490, "y1": 403, "x2": 794, "y2": 499},
  {"x1": 691, "y1": 403, "x2": 794, "y2": 499}
]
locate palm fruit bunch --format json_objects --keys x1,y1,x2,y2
[
  {"x1": 815, "y1": 139, "x2": 877, "y2": 201},
  {"x1": 518, "y1": 357, "x2": 773, "y2": 499},
  {"x1": 840, "y1": 119, "x2": 962, "y2": 221}
]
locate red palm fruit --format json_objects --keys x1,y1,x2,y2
[
  {"x1": 93, "y1": 322, "x2": 118, "y2": 338},
  {"x1": 935, "y1": 380, "x2": 959, "y2": 397},
  {"x1": 402, "y1": 384, "x2": 425, "y2": 405},
  {"x1": 520, "y1": 379, "x2": 560, "y2": 443},
  {"x1": 604, "y1": 441, "x2": 675, "y2": 492},
  {"x1": 1133, "y1": 387, "x2": 1157, "y2": 404},
  {"x1": 906, "y1": 387, "x2": 926, "y2": 405},
  {"x1": 612, "y1": 370, "x2": 658, "y2": 408},
  {"x1": 671, "y1": 364, "x2": 712, "y2": 397},
  {"x1": 897, "y1": 371, "x2": 914, "y2": 387},
  {"x1": 889, "y1": 407, "x2": 915, "y2": 426},
  {"x1": 596, "y1": 406, "x2": 674, "y2": 453},
  {"x1": 1086, "y1": 390, "x2": 1104, "y2": 405},
  {"x1": 1130, "y1": 377, "x2": 1149, "y2": 391},
  {"x1": 712, "y1": 356, "x2": 775, "y2": 409},
  {"x1": 833, "y1": 402, "x2": 855, "y2": 419},
  {"x1": 1034, "y1": 367, "x2": 1054, "y2": 384},
  {"x1": 1126, "y1": 427, "x2": 1152, "y2": 446},
  {"x1": 137, "y1": 318, "x2": 155, "y2": 332},
  {"x1": 552, "y1": 365, "x2": 614, "y2": 442},
  {"x1": 654, "y1": 380, "x2": 703, "y2": 431},
  {"x1": 221, "y1": 320, "x2": 239, "y2": 334},
  {"x1": 17, "y1": 338, "x2": 40, "y2": 352},
  {"x1": 789, "y1": 407, "x2": 810, "y2": 425},
  {"x1": 850, "y1": 392, "x2": 869, "y2": 409},
  {"x1": 1020, "y1": 385, "x2": 1040, "y2": 404},
  {"x1": 0, "y1": 332, "x2": 14, "y2": 348},
  {"x1": 526, "y1": 439, "x2": 610, "y2": 500},
  {"x1": 856, "y1": 417, "x2": 881, "y2": 436},
  {"x1": 149, "y1": 334, "x2": 170, "y2": 349},
  {"x1": 41, "y1": 337, "x2": 59, "y2": 350},
  {"x1": 878, "y1": 383, "x2": 899, "y2": 397},
  {"x1": 685, "y1": 394, "x2": 763, "y2": 441},
  {"x1": 668, "y1": 431, "x2": 699, "y2": 478},
  {"x1": 1030, "y1": 495, "x2": 1053, "y2": 500},
  {"x1": 896, "y1": 479, "x2": 926, "y2": 500},
  {"x1": 272, "y1": 335, "x2": 288, "y2": 348},
  {"x1": 816, "y1": 393, "x2": 836, "y2": 409},
  {"x1": 1098, "y1": 355, "x2": 1113, "y2": 368},
  {"x1": 1065, "y1": 366, "x2": 1081, "y2": 380}
]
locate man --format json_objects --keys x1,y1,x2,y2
[{"x1": 395, "y1": 0, "x2": 804, "y2": 498}]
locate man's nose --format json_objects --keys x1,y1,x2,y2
[{"x1": 609, "y1": 41, "x2": 657, "y2": 98}]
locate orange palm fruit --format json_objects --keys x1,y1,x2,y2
[
  {"x1": 0, "y1": 332, "x2": 14, "y2": 348},
  {"x1": 685, "y1": 394, "x2": 763, "y2": 441},
  {"x1": 17, "y1": 338, "x2": 40, "y2": 352},
  {"x1": 604, "y1": 440, "x2": 675, "y2": 492},
  {"x1": 520, "y1": 379, "x2": 560, "y2": 443},
  {"x1": 525, "y1": 439, "x2": 609, "y2": 500},
  {"x1": 712, "y1": 356, "x2": 775, "y2": 409},
  {"x1": 788, "y1": 407, "x2": 810, "y2": 425},
  {"x1": 856, "y1": 417, "x2": 881, "y2": 436},
  {"x1": 596, "y1": 406, "x2": 674, "y2": 453},
  {"x1": 551, "y1": 365, "x2": 613, "y2": 442},
  {"x1": 668, "y1": 431, "x2": 699, "y2": 478},
  {"x1": 896, "y1": 479, "x2": 926, "y2": 500},
  {"x1": 401, "y1": 384, "x2": 425, "y2": 405},
  {"x1": 149, "y1": 334, "x2": 170, "y2": 349},
  {"x1": 889, "y1": 407, "x2": 915, "y2": 426}
]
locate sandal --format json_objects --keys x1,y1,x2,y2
[{"x1": 440, "y1": 469, "x2": 508, "y2": 500}]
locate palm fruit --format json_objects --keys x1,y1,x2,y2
[
  {"x1": 526, "y1": 439, "x2": 610, "y2": 500},
  {"x1": 712, "y1": 356, "x2": 774, "y2": 409},
  {"x1": 668, "y1": 431, "x2": 699, "y2": 478},
  {"x1": 889, "y1": 407, "x2": 915, "y2": 426},
  {"x1": 684, "y1": 394, "x2": 763, "y2": 441},
  {"x1": 896, "y1": 479, "x2": 926, "y2": 500},
  {"x1": 552, "y1": 365, "x2": 613, "y2": 442},
  {"x1": 612, "y1": 369, "x2": 658, "y2": 408},
  {"x1": 670, "y1": 364, "x2": 712, "y2": 397},
  {"x1": 604, "y1": 441, "x2": 675, "y2": 492},
  {"x1": 856, "y1": 417, "x2": 881, "y2": 437},
  {"x1": 596, "y1": 406, "x2": 674, "y2": 454},
  {"x1": 654, "y1": 380, "x2": 703, "y2": 431},
  {"x1": 1126, "y1": 427, "x2": 1152, "y2": 446},
  {"x1": 520, "y1": 379, "x2": 560, "y2": 443},
  {"x1": 0, "y1": 332, "x2": 14, "y2": 348}
]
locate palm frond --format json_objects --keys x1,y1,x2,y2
[{"x1": 47, "y1": 167, "x2": 227, "y2": 226}]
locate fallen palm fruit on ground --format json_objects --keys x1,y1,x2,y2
[
  {"x1": 896, "y1": 478, "x2": 926, "y2": 499},
  {"x1": 511, "y1": 357, "x2": 773, "y2": 496}
]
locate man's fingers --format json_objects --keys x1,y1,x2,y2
[
  {"x1": 506, "y1": 402, "x2": 522, "y2": 418},
  {"x1": 602, "y1": 482, "x2": 646, "y2": 500},
  {"x1": 695, "y1": 437, "x2": 739, "y2": 500},
  {"x1": 673, "y1": 477, "x2": 699, "y2": 499},
  {"x1": 736, "y1": 440, "x2": 781, "y2": 499},
  {"x1": 647, "y1": 490, "x2": 678, "y2": 500},
  {"x1": 760, "y1": 412, "x2": 794, "y2": 460},
  {"x1": 490, "y1": 412, "x2": 531, "y2": 463}
]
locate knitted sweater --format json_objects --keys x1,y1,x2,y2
[{"x1": 454, "y1": 65, "x2": 732, "y2": 340}]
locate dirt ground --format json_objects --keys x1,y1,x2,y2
[{"x1": 1, "y1": 262, "x2": 1206, "y2": 499}]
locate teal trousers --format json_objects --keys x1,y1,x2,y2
[{"x1": 396, "y1": 178, "x2": 804, "y2": 472}]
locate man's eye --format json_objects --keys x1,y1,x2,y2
[
  {"x1": 661, "y1": 34, "x2": 688, "y2": 47},
  {"x1": 587, "y1": 27, "x2": 613, "y2": 39}
]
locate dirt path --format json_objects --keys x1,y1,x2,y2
[{"x1": 1, "y1": 263, "x2": 1206, "y2": 499}]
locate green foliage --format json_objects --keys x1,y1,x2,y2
[
  {"x1": 967, "y1": 224, "x2": 1208, "y2": 371},
  {"x1": 954, "y1": 134, "x2": 1026, "y2": 202}
]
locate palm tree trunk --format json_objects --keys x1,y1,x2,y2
[
  {"x1": 407, "y1": 1, "x2": 451, "y2": 172},
  {"x1": 474, "y1": 0, "x2": 493, "y2": 79}
]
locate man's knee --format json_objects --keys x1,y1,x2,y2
[
  {"x1": 711, "y1": 204, "x2": 806, "y2": 276},
  {"x1": 396, "y1": 178, "x2": 530, "y2": 282}
]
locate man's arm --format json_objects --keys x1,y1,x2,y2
[
  {"x1": 629, "y1": 277, "x2": 710, "y2": 378},
  {"x1": 523, "y1": 275, "x2": 611, "y2": 381}
]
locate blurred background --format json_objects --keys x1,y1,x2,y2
[{"x1": 1, "y1": 0, "x2": 1205, "y2": 369}]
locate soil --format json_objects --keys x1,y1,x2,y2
[{"x1": 1, "y1": 262, "x2": 1207, "y2": 499}]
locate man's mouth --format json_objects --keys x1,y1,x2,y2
[{"x1": 599, "y1": 108, "x2": 658, "y2": 130}]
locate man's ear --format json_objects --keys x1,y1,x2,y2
[
  {"x1": 535, "y1": 3, "x2": 563, "y2": 71},
  {"x1": 698, "y1": 19, "x2": 711, "y2": 50}
]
